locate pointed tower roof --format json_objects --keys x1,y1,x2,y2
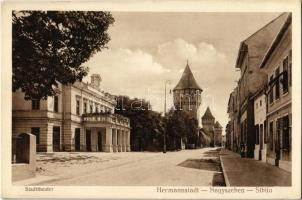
[
  {"x1": 214, "y1": 121, "x2": 222, "y2": 128},
  {"x1": 202, "y1": 107, "x2": 215, "y2": 120},
  {"x1": 173, "y1": 61, "x2": 202, "y2": 91}
]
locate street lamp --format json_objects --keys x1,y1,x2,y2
[{"x1": 163, "y1": 80, "x2": 171, "y2": 153}]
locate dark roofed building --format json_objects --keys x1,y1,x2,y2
[
  {"x1": 173, "y1": 62, "x2": 203, "y2": 91},
  {"x1": 214, "y1": 121, "x2": 222, "y2": 128},
  {"x1": 202, "y1": 107, "x2": 215, "y2": 120},
  {"x1": 200, "y1": 107, "x2": 223, "y2": 147},
  {"x1": 173, "y1": 61, "x2": 202, "y2": 120}
]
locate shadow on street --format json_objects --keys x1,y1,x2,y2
[{"x1": 177, "y1": 148, "x2": 226, "y2": 186}]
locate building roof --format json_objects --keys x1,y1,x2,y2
[
  {"x1": 235, "y1": 13, "x2": 290, "y2": 69},
  {"x1": 214, "y1": 121, "x2": 222, "y2": 128},
  {"x1": 202, "y1": 107, "x2": 215, "y2": 119},
  {"x1": 260, "y1": 13, "x2": 292, "y2": 68},
  {"x1": 173, "y1": 62, "x2": 202, "y2": 91}
]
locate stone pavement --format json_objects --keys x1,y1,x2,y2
[{"x1": 219, "y1": 149, "x2": 291, "y2": 186}]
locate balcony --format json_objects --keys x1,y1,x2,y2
[{"x1": 82, "y1": 112, "x2": 130, "y2": 128}]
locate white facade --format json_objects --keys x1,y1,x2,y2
[
  {"x1": 12, "y1": 74, "x2": 131, "y2": 153},
  {"x1": 253, "y1": 93, "x2": 267, "y2": 162}
]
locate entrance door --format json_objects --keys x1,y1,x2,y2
[
  {"x1": 275, "y1": 118, "x2": 281, "y2": 166},
  {"x1": 53, "y1": 126, "x2": 60, "y2": 152},
  {"x1": 86, "y1": 130, "x2": 92, "y2": 152},
  {"x1": 75, "y1": 128, "x2": 81, "y2": 151},
  {"x1": 97, "y1": 131, "x2": 102, "y2": 152},
  {"x1": 259, "y1": 124, "x2": 263, "y2": 160}
]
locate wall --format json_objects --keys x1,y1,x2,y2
[
  {"x1": 263, "y1": 24, "x2": 292, "y2": 172},
  {"x1": 254, "y1": 94, "x2": 266, "y2": 125}
]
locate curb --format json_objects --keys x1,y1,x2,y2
[{"x1": 219, "y1": 153, "x2": 231, "y2": 187}]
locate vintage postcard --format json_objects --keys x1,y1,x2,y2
[{"x1": 1, "y1": 0, "x2": 301, "y2": 199}]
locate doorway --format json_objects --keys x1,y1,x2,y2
[
  {"x1": 275, "y1": 118, "x2": 281, "y2": 166},
  {"x1": 75, "y1": 128, "x2": 81, "y2": 151},
  {"x1": 97, "y1": 131, "x2": 102, "y2": 152},
  {"x1": 259, "y1": 124, "x2": 263, "y2": 160},
  {"x1": 53, "y1": 126, "x2": 61, "y2": 152},
  {"x1": 86, "y1": 130, "x2": 92, "y2": 152}
]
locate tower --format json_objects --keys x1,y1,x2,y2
[
  {"x1": 201, "y1": 106, "x2": 216, "y2": 147},
  {"x1": 201, "y1": 107, "x2": 215, "y2": 132},
  {"x1": 214, "y1": 121, "x2": 223, "y2": 146},
  {"x1": 173, "y1": 61, "x2": 202, "y2": 120}
]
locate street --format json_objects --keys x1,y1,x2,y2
[{"x1": 16, "y1": 148, "x2": 224, "y2": 186}]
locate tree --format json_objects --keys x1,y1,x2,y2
[
  {"x1": 165, "y1": 109, "x2": 199, "y2": 150},
  {"x1": 12, "y1": 11, "x2": 114, "y2": 100},
  {"x1": 115, "y1": 96, "x2": 164, "y2": 151}
]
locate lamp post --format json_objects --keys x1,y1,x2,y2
[{"x1": 163, "y1": 80, "x2": 171, "y2": 153}]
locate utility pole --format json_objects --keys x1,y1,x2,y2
[{"x1": 163, "y1": 80, "x2": 171, "y2": 153}]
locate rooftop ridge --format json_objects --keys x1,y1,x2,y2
[
  {"x1": 202, "y1": 107, "x2": 215, "y2": 119},
  {"x1": 173, "y1": 62, "x2": 202, "y2": 91}
]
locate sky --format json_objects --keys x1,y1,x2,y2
[{"x1": 83, "y1": 12, "x2": 281, "y2": 131}]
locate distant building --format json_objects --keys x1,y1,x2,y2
[
  {"x1": 13, "y1": 74, "x2": 131, "y2": 153},
  {"x1": 227, "y1": 87, "x2": 240, "y2": 153},
  {"x1": 221, "y1": 135, "x2": 226, "y2": 148},
  {"x1": 259, "y1": 13, "x2": 292, "y2": 172},
  {"x1": 200, "y1": 107, "x2": 222, "y2": 147},
  {"x1": 214, "y1": 121, "x2": 223, "y2": 146},
  {"x1": 173, "y1": 61, "x2": 202, "y2": 121},
  {"x1": 225, "y1": 122, "x2": 232, "y2": 150}
]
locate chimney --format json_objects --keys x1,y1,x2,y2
[{"x1": 90, "y1": 74, "x2": 102, "y2": 88}]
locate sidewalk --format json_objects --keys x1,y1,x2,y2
[{"x1": 219, "y1": 149, "x2": 291, "y2": 186}]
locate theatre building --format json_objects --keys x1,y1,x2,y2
[
  {"x1": 259, "y1": 14, "x2": 292, "y2": 172},
  {"x1": 12, "y1": 74, "x2": 131, "y2": 153}
]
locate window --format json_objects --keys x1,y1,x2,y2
[
  {"x1": 260, "y1": 100, "x2": 262, "y2": 107},
  {"x1": 256, "y1": 103, "x2": 258, "y2": 109},
  {"x1": 90, "y1": 104, "x2": 93, "y2": 113},
  {"x1": 282, "y1": 57, "x2": 289, "y2": 93},
  {"x1": 83, "y1": 102, "x2": 87, "y2": 114},
  {"x1": 269, "y1": 121, "x2": 274, "y2": 150},
  {"x1": 54, "y1": 96, "x2": 59, "y2": 112},
  {"x1": 76, "y1": 99, "x2": 80, "y2": 115},
  {"x1": 32, "y1": 99, "x2": 40, "y2": 110},
  {"x1": 269, "y1": 75, "x2": 274, "y2": 104},
  {"x1": 95, "y1": 105, "x2": 99, "y2": 113},
  {"x1": 275, "y1": 67, "x2": 280, "y2": 100},
  {"x1": 31, "y1": 127, "x2": 40, "y2": 144}
]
